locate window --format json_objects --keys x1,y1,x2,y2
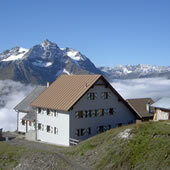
[
  {"x1": 38, "y1": 123, "x2": 41, "y2": 130},
  {"x1": 87, "y1": 128, "x2": 91, "y2": 135},
  {"x1": 54, "y1": 110, "x2": 57, "y2": 117},
  {"x1": 78, "y1": 111, "x2": 83, "y2": 119},
  {"x1": 89, "y1": 110, "x2": 92, "y2": 117},
  {"x1": 76, "y1": 129, "x2": 84, "y2": 136},
  {"x1": 47, "y1": 125, "x2": 50, "y2": 132},
  {"x1": 109, "y1": 108, "x2": 114, "y2": 115},
  {"x1": 95, "y1": 110, "x2": 98, "y2": 117},
  {"x1": 76, "y1": 129, "x2": 80, "y2": 136},
  {"x1": 29, "y1": 121, "x2": 31, "y2": 126},
  {"x1": 90, "y1": 93, "x2": 95, "y2": 100},
  {"x1": 99, "y1": 109, "x2": 104, "y2": 116},
  {"x1": 108, "y1": 125, "x2": 111, "y2": 130},
  {"x1": 54, "y1": 127, "x2": 58, "y2": 134},
  {"x1": 81, "y1": 129, "x2": 84, "y2": 136},
  {"x1": 99, "y1": 126, "x2": 104, "y2": 133},
  {"x1": 101, "y1": 109, "x2": 104, "y2": 116},
  {"x1": 85, "y1": 111, "x2": 88, "y2": 118},
  {"x1": 104, "y1": 92, "x2": 108, "y2": 99},
  {"x1": 38, "y1": 108, "x2": 41, "y2": 113},
  {"x1": 117, "y1": 123, "x2": 122, "y2": 127},
  {"x1": 22, "y1": 120, "x2": 25, "y2": 126},
  {"x1": 47, "y1": 109, "x2": 50, "y2": 115}
]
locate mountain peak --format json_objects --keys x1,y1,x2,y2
[
  {"x1": 40, "y1": 39, "x2": 61, "y2": 52},
  {"x1": 41, "y1": 39, "x2": 52, "y2": 47}
]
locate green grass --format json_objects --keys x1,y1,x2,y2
[
  {"x1": 67, "y1": 121, "x2": 170, "y2": 169},
  {"x1": 2, "y1": 121, "x2": 170, "y2": 169},
  {"x1": 0, "y1": 142, "x2": 29, "y2": 170}
]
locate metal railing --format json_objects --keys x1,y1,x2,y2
[{"x1": 69, "y1": 138, "x2": 80, "y2": 145}]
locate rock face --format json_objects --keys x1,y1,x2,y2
[{"x1": 0, "y1": 39, "x2": 101, "y2": 85}]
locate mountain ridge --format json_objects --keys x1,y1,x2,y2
[
  {"x1": 0, "y1": 40, "x2": 170, "y2": 84},
  {"x1": 0, "y1": 40, "x2": 102, "y2": 84}
]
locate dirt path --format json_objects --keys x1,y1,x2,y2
[{"x1": 5, "y1": 133, "x2": 88, "y2": 170}]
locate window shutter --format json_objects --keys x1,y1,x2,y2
[
  {"x1": 84, "y1": 111, "x2": 88, "y2": 117},
  {"x1": 83, "y1": 129, "x2": 86, "y2": 136},
  {"x1": 75, "y1": 111, "x2": 79, "y2": 118},
  {"x1": 94, "y1": 92, "x2": 97, "y2": 99},
  {"x1": 104, "y1": 109, "x2": 107, "y2": 114},
  {"x1": 42, "y1": 124, "x2": 44, "y2": 131},
  {"x1": 108, "y1": 92, "x2": 111, "y2": 97},
  {"x1": 57, "y1": 128, "x2": 58, "y2": 135},
  {"x1": 51, "y1": 127, "x2": 53, "y2": 133},
  {"x1": 104, "y1": 126, "x2": 107, "y2": 131},
  {"x1": 91, "y1": 110, "x2": 95, "y2": 117},
  {"x1": 51, "y1": 110, "x2": 53, "y2": 116},
  {"x1": 101, "y1": 92, "x2": 104, "y2": 99},
  {"x1": 75, "y1": 129, "x2": 78, "y2": 136},
  {"x1": 87, "y1": 93, "x2": 90, "y2": 100}
]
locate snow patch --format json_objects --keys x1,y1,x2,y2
[
  {"x1": 32, "y1": 60, "x2": 52, "y2": 67},
  {"x1": 118, "y1": 129, "x2": 132, "y2": 139},
  {"x1": 61, "y1": 48, "x2": 85, "y2": 61},
  {"x1": 2, "y1": 48, "x2": 29, "y2": 61},
  {"x1": 63, "y1": 68, "x2": 70, "y2": 75}
]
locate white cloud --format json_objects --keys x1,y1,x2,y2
[
  {"x1": 0, "y1": 80, "x2": 33, "y2": 131},
  {"x1": 0, "y1": 77, "x2": 170, "y2": 132},
  {"x1": 111, "y1": 77, "x2": 170, "y2": 100}
]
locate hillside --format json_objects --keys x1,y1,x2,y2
[
  {"x1": 66, "y1": 121, "x2": 170, "y2": 169},
  {"x1": 1, "y1": 121, "x2": 170, "y2": 169}
]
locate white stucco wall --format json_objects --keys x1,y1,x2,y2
[
  {"x1": 36, "y1": 109, "x2": 70, "y2": 146},
  {"x1": 69, "y1": 78, "x2": 137, "y2": 141},
  {"x1": 18, "y1": 112, "x2": 27, "y2": 133},
  {"x1": 156, "y1": 109, "x2": 169, "y2": 120}
]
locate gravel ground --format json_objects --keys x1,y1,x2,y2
[{"x1": 4, "y1": 132, "x2": 88, "y2": 170}]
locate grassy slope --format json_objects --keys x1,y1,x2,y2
[
  {"x1": 1, "y1": 121, "x2": 170, "y2": 169},
  {"x1": 67, "y1": 121, "x2": 170, "y2": 169},
  {"x1": 0, "y1": 142, "x2": 27, "y2": 169}
]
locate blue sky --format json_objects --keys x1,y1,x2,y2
[{"x1": 0, "y1": 0, "x2": 169, "y2": 67}]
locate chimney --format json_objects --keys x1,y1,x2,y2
[{"x1": 47, "y1": 82, "x2": 50, "y2": 88}]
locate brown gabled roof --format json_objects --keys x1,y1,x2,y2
[
  {"x1": 31, "y1": 74, "x2": 141, "y2": 119},
  {"x1": 126, "y1": 98, "x2": 154, "y2": 118},
  {"x1": 31, "y1": 74, "x2": 101, "y2": 111}
]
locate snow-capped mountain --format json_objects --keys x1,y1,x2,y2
[
  {"x1": 99, "y1": 64, "x2": 170, "y2": 80},
  {"x1": 0, "y1": 47, "x2": 29, "y2": 61},
  {"x1": 0, "y1": 39, "x2": 170, "y2": 84},
  {"x1": 0, "y1": 39, "x2": 101, "y2": 84}
]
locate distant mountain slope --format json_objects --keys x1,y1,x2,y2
[
  {"x1": 99, "y1": 64, "x2": 170, "y2": 80},
  {"x1": 0, "y1": 40, "x2": 101, "y2": 84}
]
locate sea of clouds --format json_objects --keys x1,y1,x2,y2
[
  {"x1": 0, "y1": 80, "x2": 33, "y2": 131},
  {"x1": 111, "y1": 77, "x2": 170, "y2": 100},
  {"x1": 0, "y1": 77, "x2": 170, "y2": 131}
]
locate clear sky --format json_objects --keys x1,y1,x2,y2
[{"x1": 0, "y1": 0, "x2": 169, "y2": 67}]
